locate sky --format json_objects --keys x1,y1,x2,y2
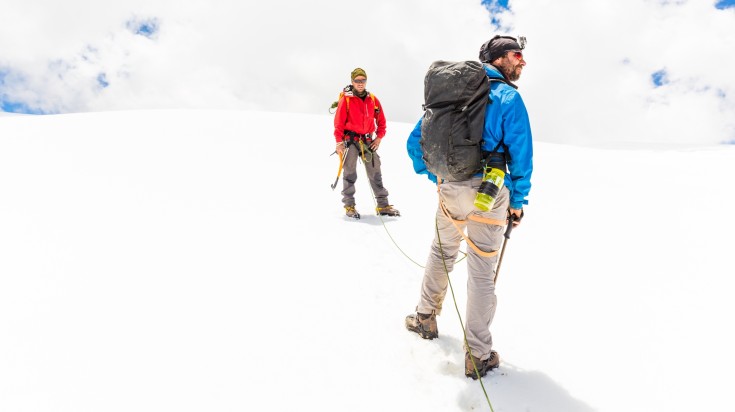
[
  {"x1": 2, "y1": 109, "x2": 735, "y2": 412},
  {"x1": 1, "y1": 0, "x2": 735, "y2": 147}
]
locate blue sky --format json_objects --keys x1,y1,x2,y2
[
  {"x1": 0, "y1": 100, "x2": 42, "y2": 115},
  {"x1": 1, "y1": 0, "x2": 734, "y2": 146},
  {"x1": 126, "y1": 17, "x2": 159, "y2": 38},
  {"x1": 0, "y1": 70, "x2": 42, "y2": 114},
  {"x1": 482, "y1": 0, "x2": 510, "y2": 26},
  {"x1": 651, "y1": 69, "x2": 669, "y2": 87}
]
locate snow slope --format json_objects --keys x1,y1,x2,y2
[{"x1": 1, "y1": 110, "x2": 734, "y2": 411}]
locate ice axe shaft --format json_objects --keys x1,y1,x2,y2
[{"x1": 330, "y1": 148, "x2": 348, "y2": 190}]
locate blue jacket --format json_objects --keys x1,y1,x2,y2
[{"x1": 407, "y1": 63, "x2": 533, "y2": 210}]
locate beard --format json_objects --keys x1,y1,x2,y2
[{"x1": 501, "y1": 59, "x2": 523, "y2": 81}]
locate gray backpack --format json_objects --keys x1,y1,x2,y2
[{"x1": 420, "y1": 60, "x2": 502, "y2": 181}]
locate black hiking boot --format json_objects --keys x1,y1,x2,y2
[
  {"x1": 465, "y1": 350, "x2": 500, "y2": 380},
  {"x1": 376, "y1": 205, "x2": 400, "y2": 217},
  {"x1": 405, "y1": 312, "x2": 438, "y2": 339},
  {"x1": 345, "y1": 206, "x2": 360, "y2": 219}
]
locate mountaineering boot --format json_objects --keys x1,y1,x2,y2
[
  {"x1": 405, "y1": 312, "x2": 438, "y2": 339},
  {"x1": 465, "y1": 350, "x2": 500, "y2": 380},
  {"x1": 376, "y1": 205, "x2": 401, "y2": 217},
  {"x1": 345, "y1": 206, "x2": 360, "y2": 219}
]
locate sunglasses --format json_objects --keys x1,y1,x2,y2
[
  {"x1": 508, "y1": 51, "x2": 524, "y2": 60},
  {"x1": 353, "y1": 78, "x2": 367, "y2": 84}
]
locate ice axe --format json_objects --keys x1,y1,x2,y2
[
  {"x1": 330, "y1": 147, "x2": 349, "y2": 190},
  {"x1": 494, "y1": 211, "x2": 521, "y2": 284}
]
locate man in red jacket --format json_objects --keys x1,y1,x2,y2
[{"x1": 333, "y1": 67, "x2": 399, "y2": 219}]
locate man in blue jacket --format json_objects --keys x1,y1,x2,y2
[{"x1": 405, "y1": 35, "x2": 533, "y2": 379}]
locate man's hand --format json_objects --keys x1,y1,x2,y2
[
  {"x1": 509, "y1": 208, "x2": 524, "y2": 227},
  {"x1": 370, "y1": 137, "x2": 382, "y2": 151},
  {"x1": 336, "y1": 141, "x2": 345, "y2": 155}
]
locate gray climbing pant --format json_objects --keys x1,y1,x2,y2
[
  {"x1": 416, "y1": 177, "x2": 510, "y2": 361},
  {"x1": 341, "y1": 143, "x2": 390, "y2": 208}
]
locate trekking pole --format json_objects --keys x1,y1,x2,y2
[
  {"x1": 330, "y1": 147, "x2": 349, "y2": 190},
  {"x1": 494, "y1": 213, "x2": 519, "y2": 284}
]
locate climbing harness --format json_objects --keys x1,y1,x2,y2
[
  {"x1": 341, "y1": 131, "x2": 374, "y2": 164},
  {"x1": 437, "y1": 180, "x2": 506, "y2": 258}
]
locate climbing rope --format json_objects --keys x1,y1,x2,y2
[
  {"x1": 359, "y1": 162, "x2": 468, "y2": 267},
  {"x1": 353, "y1": 158, "x2": 499, "y2": 410},
  {"x1": 435, "y1": 219, "x2": 496, "y2": 411}
]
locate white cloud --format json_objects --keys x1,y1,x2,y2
[
  {"x1": 511, "y1": 0, "x2": 735, "y2": 146},
  {"x1": 1, "y1": 0, "x2": 734, "y2": 146}
]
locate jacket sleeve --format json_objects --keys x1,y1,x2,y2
[
  {"x1": 406, "y1": 118, "x2": 438, "y2": 184},
  {"x1": 374, "y1": 97, "x2": 387, "y2": 139},
  {"x1": 502, "y1": 93, "x2": 533, "y2": 209},
  {"x1": 333, "y1": 97, "x2": 347, "y2": 142}
]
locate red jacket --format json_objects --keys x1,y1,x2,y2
[{"x1": 333, "y1": 90, "x2": 386, "y2": 142}]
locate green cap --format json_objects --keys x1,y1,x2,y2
[{"x1": 351, "y1": 68, "x2": 367, "y2": 80}]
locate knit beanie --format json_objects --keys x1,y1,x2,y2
[
  {"x1": 351, "y1": 68, "x2": 367, "y2": 80},
  {"x1": 479, "y1": 35, "x2": 522, "y2": 63}
]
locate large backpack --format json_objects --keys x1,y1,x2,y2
[{"x1": 420, "y1": 60, "x2": 503, "y2": 181}]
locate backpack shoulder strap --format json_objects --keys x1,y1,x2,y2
[
  {"x1": 330, "y1": 86, "x2": 353, "y2": 113},
  {"x1": 486, "y1": 77, "x2": 510, "y2": 157},
  {"x1": 341, "y1": 85, "x2": 354, "y2": 111},
  {"x1": 368, "y1": 93, "x2": 380, "y2": 115}
]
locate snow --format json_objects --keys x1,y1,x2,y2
[{"x1": 1, "y1": 109, "x2": 734, "y2": 412}]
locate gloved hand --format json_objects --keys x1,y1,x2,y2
[{"x1": 508, "y1": 208, "x2": 524, "y2": 227}]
